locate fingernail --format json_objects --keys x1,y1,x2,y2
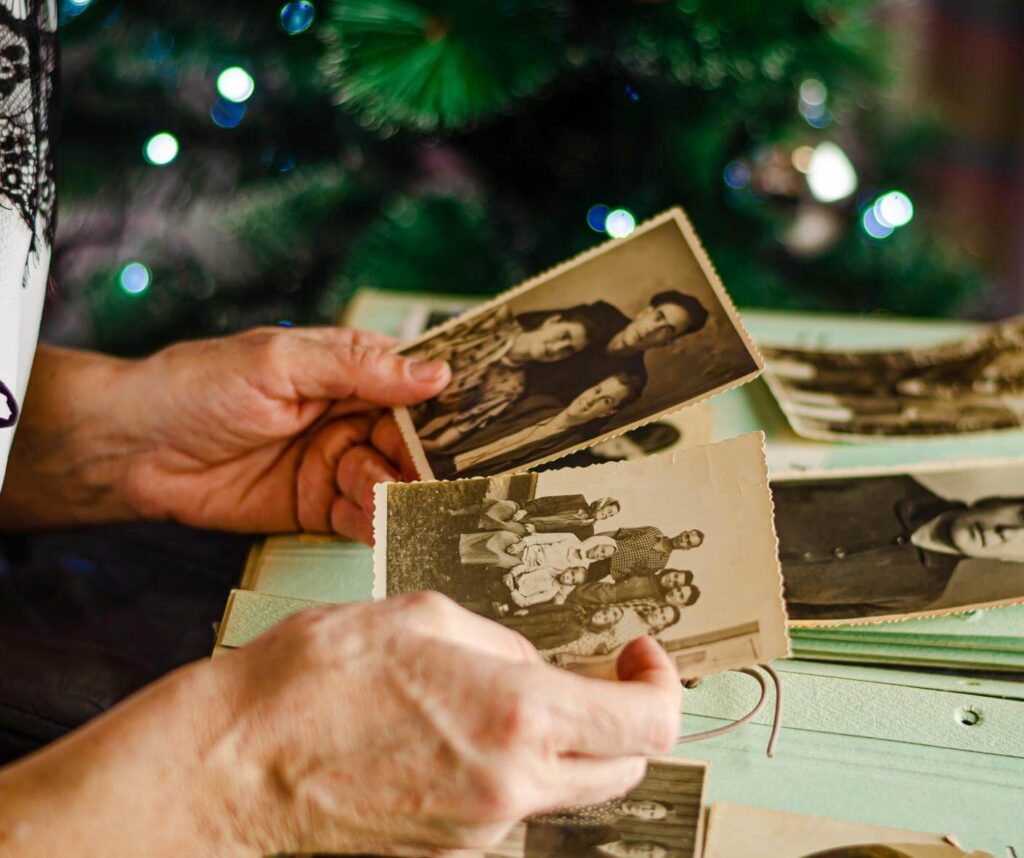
[{"x1": 409, "y1": 359, "x2": 447, "y2": 382}]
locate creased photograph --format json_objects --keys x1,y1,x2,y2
[
  {"x1": 761, "y1": 316, "x2": 1024, "y2": 441},
  {"x1": 392, "y1": 208, "x2": 762, "y2": 479},
  {"x1": 374, "y1": 433, "x2": 789, "y2": 679},
  {"x1": 774, "y1": 458, "x2": 1024, "y2": 626}
]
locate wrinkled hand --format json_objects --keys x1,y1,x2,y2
[
  {"x1": 115, "y1": 326, "x2": 449, "y2": 542},
  {"x1": 206, "y1": 593, "x2": 681, "y2": 856}
]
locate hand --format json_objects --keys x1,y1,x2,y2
[
  {"x1": 114, "y1": 326, "x2": 450, "y2": 542},
  {"x1": 205, "y1": 593, "x2": 681, "y2": 856},
  {"x1": 0, "y1": 594, "x2": 680, "y2": 857}
]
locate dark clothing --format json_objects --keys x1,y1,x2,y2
[
  {"x1": 568, "y1": 575, "x2": 660, "y2": 609},
  {"x1": 773, "y1": 474, "x2": 963, "y2": 620},
  {"x1": 585, "y1": 526, "x2": 672, "y2": 581},
  {"x1": 0, "y1": 523, "x2": 250, "y2": 764},
  {"x1": 524, "y1": 821, "x2": 620, "y2": 857},
  {"x1": 498, "y1": 603, "x2": 589, "y2": 650}
]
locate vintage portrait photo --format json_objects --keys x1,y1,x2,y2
[
  {"x1": 392, "y1": 207, "x2": 762, "y2": 480},
  {"x1": 761, "y1": 315, "x2": 1024, "y2": 441},
  {"x1": 703, "y1": 803, "x2": 951, "y2": 858},
  {"x1": 374, "y1": 433, "x2": 789, "y2": 679},
  {"x1": 774, "y1": 458, "x2": 1024, "y2": 626}
]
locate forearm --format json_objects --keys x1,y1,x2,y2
[
  {"x1": 0, "y1": 661, "x2": 252, "y2": 858},
  {"x1": 0, "y1": 346, "x2": 144, "y2": 528}
]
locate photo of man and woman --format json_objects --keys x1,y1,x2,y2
[
  {"x1": 393, "y1": 208, "x2": 762, "y2": 479},
  {"x1": 375, "y1": 433, "x2": 789, "y2": 679}
]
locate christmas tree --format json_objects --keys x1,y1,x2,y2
[{"x1": 52, "y1": 0, "x2": 982, "y2": 355}]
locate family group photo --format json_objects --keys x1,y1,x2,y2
[
  {"x1": 762, "y1": 316, "x2": 1024, "y2": 441},
  {"x1": 376, "y1": 434, "x2": 789, "y2": 678},
  {"x1": 394, "y1": 209, "x2": 762, "y2": 479},
  {"x1": 774, "y1": 458, "x2": 1024, "y2": 624}
]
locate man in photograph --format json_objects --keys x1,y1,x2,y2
[
  {"x1": 774, "y1": 473, "x2": 1024, "y2": 620},
  {"x1": 587, "y1": 527, "x2": 705, "y2": 581},
  {"x1": 568, "y1": 569, "x2": 701, "y2": 610},
  {"x1": 526, "y1": 290, "x2": 710, "y2": 409}
]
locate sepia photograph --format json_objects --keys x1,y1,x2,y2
[
  {"x1": 702, "y1": 804, "x2": 951, "y2": 858},
  {"x1": 392, "y1": 208, "x2": 762, "y2": 480},
  {"x1": 523, "y1": 758, "x2": 707, "y2": 858},
  {"x1": 761, "y1": 315, "x2": 1024, "y2": 441},
  {"x1": 774, "y1": 458, "x2": 1024, "y2": 626},
  {"x1": 374, "y1": 433, "x2": 789, "y2": 679}
]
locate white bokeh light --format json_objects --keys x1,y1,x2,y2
[
  {"x1": 875, "y1": 191, "x2": 914, "y2": 228},
  {"x1": 216, "y1": 67, "x2": 255, "y2": 103},
  {"x1": 605, "y1": 209, "x2": 636, "y2": 238},
  {"x1": 143, "y1": 132, "x2": 179, "y2": 166},
  {"x1": 807, "y1": 142, "x2": 857, "y2": 203}
]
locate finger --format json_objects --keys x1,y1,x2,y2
[
  {"x1": 329, "y1": 495, "x2": 374, "y2": 544},
  {"x1": 262, "y1": 328, "x2": 451, "y2": 406},
  {"x1": 540, "y1": 755, "x2": 648, "y2": 813},
  {"x1": 386, "y1": 592, "x2": 543, "y2": 665},
  {"x1": 296, "y1": 418, "x2": 373, "y2": 532},
  {"x1": 530, "y1": 641, "x2": 682, "y2": 758},
  {"x1": 371, "y1": 413, "x2": 419, "y2": 480},
  {"x1": 336, "y1": 444, "x2": 401, "y2": 516}
]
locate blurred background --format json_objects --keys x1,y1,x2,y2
[{"x1": 44, "y1": 0, "x2": 1024, "y2": 355}]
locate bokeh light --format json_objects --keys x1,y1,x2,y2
[
  {"x1": 280, "y1": 1, "x2": 316, "y2": 35},
  {"x1": 118, "y1": 262, "x2": 152, "y2": 295},
  {"x1": 211, "y1": 98, "x2": 246, "y2": 128},
  {"x1": 142, "y1": 131, "x2": 179, "y2": 166},
  {"x1": 799, "y1": 78, "x2": 827, "y2": 106},
  {"x1": 723, "y1": 160, "x2": 751, "y2": 190},
  {"x1": 791, "y1": 145, "x2": 815, "y2": 174},
  {"x1": 605, "y1": 208, "x2": 636, "y2": 238},
  {"x1": 216, "y1": 66, "x2": 255, "y2": 103},
  {"x1": 807, "y1": 142, "x2": 857, "y2": 203},
  {"x1": 587, "y1": 204, "x2": 610, "y2": 233},
  {"x1": 862, "y1": 206, "x2": 894, "y2": 240},
  {"x1": 874, "y1": 190, "x2": 914, "y2": 228}
]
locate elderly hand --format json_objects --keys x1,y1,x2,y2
[
  {"x1": 204, "y1": 593, "x2": 681, "y2": 856},
  {"x1": 0, "y1": 594, "x2": 680, "y2": 857},
  {"x1": 5, "y1": 327, "x2": 449, "y2": 541}
]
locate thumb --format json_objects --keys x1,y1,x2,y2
[
  {"x1": 616, "y1": 636, "x2": 681, "y2": 696},
  {"x1": 270, "y1": 328, "x2": 451, "y2": 406}
]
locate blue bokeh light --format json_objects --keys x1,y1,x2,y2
[
  {"x1": 280, "y1": 1, "x2": 316, "y2": 35},
  {"x1": 118, "y1": 262, "x2": 152, "y2": 295},
  {"x1": 723, "y1": 160, "x2": 751, "y2": 190},
  {"x1": 862, "y1": 206, "x2": 894, "y2": 240},
  {"x1": 587, "y1": 204, "x2": 610, "y2": 233},
  {"x1": 211, "y1": 98, "x2": 246, "y2": 128}
]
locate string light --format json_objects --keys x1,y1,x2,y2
[
  {"x1": 587, "y1": 204, "x2": 610, "y2": 232},
  {"x1": 217, "y1": 67, "x2": 255, "y2": 103},
  {"x1": 280, "y1": 1, "x2": 316, "y2": 35},
  {"x1": 723, "y1": 160, "x2": 751, "y2": 189},
  {"x1": 118, "y1": 262, "x2": 151, "y2": 295},
  {"x1": 605, "y1": 209, "x2": 636, "y2": 238},
  {"x1": 211, "y1": 98, "x2": 246, "y2": 128},
  {"x1": 806, "y1": 142, "x2": 857, "y2": 203},
  {"x1": 874, "y1": 191, "x2": 914, "y2": 228},
  {"x1": 143, "y1": 131, "x2": 179, "y2": 166}
]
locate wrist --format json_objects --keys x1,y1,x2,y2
[{"x1": 0, "y1": 346, "x2": 147, "y2": 528}]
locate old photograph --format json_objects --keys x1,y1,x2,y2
[
  {"x1": 374, "y1": 433, "x2": 789, "y2": 679},
  {"x1": 761, "y1": 315, "x2": 1024, "y2": 441},
  {"x1": 392, "y1": 207, "x2": 762, "y2": 480},
  {"x1": 774, "y1": 458, "x2": 1024, "y2": 626},
  {"x1": 703, "y1": 804, "x2": 951, "y2": 858}
]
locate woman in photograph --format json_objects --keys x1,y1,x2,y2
[
  {"x1": 569, "y1": 569, "x2": 701, "y2": 610},
  {"x1": 499, "y1": 603, "x2": 631, "y2": 653},
  {"x1": 413, "y1": 302, "x2": 626, "y2": 453},
  {"x1": 451, "y1": 495, "x2": 621, "y2": 538},
  {"x1": 546, "y1": 601, "x2": 681, "y2": 661},
  {"x1": 458, "y1": 531, "x2": 617, "y2": 571},
  {"x1": 453, "y1": 370, "x2": 647, "y2": 475}
]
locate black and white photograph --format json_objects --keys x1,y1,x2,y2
[
  {"x1": 761, "y1": 316, "x2": 1024, "y2": 441},
  {"x1": 774, "y1": 458, "x2": 1024, "y2": 626},
  {"x1": 393, "y1": 208, "x2": 762, "y2": 480},
  {"x1": 522, "y1": 758, "x2": 707, "y2": 858},
  {"x1": 374, "y1": 433, "x2": 789, "y2": 679}
]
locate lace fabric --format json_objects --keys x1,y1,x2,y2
[{"x1": 0, "y1": 0, "x2": 57, "y2": 280}]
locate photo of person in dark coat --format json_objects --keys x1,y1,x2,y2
[{"x1": 773, "y1": 472, "x2": 1024, "y2": 621}]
